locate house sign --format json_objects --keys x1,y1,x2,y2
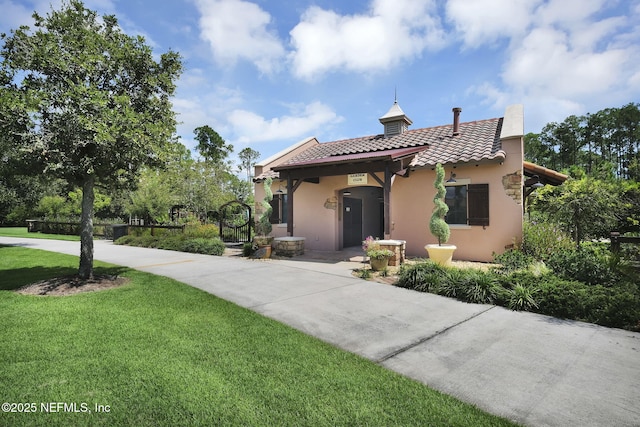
[{"x1": 348, "y1": 173, "x2": 367, "y2": 185}]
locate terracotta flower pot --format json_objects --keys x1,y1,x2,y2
[{"x1": 370, "y1": 256, "x2": 390, "y2": 271}]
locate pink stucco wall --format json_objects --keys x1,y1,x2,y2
[{"x1": 255, "y1": 109, "x2": 524, "y2": 262}]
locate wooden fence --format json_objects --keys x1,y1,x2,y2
[{"x1": 610, "y1": 232, "x2": 640, "y2": 253}]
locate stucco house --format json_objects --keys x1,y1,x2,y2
[{"x1": 254, "y1": 102, "x2": 564, "y2": 262}]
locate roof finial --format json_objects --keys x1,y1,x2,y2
[{"x1": 394, "y1": 86, "x2": 397, "y2": 104}]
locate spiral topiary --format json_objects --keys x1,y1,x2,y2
[
  {"x1": 429, "y1": 163, "x2": 450, "y2": 245},
  {"x1": 256, "y1": 177, "x2": 273, "y2": 236}
]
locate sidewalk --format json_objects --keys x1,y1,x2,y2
[{"x1": 2, "y1": 236, "x2": 640, "y2": 427}]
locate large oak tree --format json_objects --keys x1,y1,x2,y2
[{"x1": 1, "y1": 0, "x2": 182, "y2": 278}]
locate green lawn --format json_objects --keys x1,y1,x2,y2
[
  {"x1": 0, "y1": 227, "x2": 80, "y2": 241},
  {"x1": 0, "y1": 246, "x2": 518, "y2": 427}
]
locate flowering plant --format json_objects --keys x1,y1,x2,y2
[{"x1": 362, "y1": 236, "x2": 394, "y2": 260}]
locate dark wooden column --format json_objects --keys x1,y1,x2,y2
[
  {"x1": 286, "y1": 174, "x2": 294, "y2": 236},
  {"x1": 383, "y1": 163, "x2": 391, "y2": 238},
  {"x1": 368, "y1": 163, "x2": 392, "y2": 238}
]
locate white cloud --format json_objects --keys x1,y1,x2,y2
[
  {"x1": 0, "y1": 0, "x2": 117, "y2": 33},
  {"x1": 503, "y1": 27, "x2": 629, "y2": 98},
  {"x1": 446, "y1": 0, "x2": 540, "y2": 48},
  {"x1": 458, "y1": 0, "x2": 640, "y2": 131},
  {"x1": 289, "y1": 0, "x2": 446, "y2": 80},
  {"x1": 227, "y1": 102, "x2": 342, "y2": 144},
  {"x1": 193, "y1": 0, "x2": 285, "y2": 74},
  {"x1": 0, "y1": 1, "x2": 36, "y2": 31}
]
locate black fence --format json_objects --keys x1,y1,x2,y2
[
  {"x1": 218, "y1": 201, "x2": 252, "y2": 243},
  {"x1": 26, "y1": 220, "x2": 116, "y2": 239},
  {"x1": 25, "y1": 220, "x2": 185, "y2": 240}
]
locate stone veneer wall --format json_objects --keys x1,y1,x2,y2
[
  {"x1": 502, "y1": 170, "x2": 523, "y2": 204},
  {"x1": 273, "y1": 237, "x2": 305, "y2": 257}
]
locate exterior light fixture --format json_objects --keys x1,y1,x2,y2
[
  {"x1": 446, "y1": 172, "x2": 457, "y2": 183},
  {"x1": 343, "y1": 190, "x2": 352, "y2": 196}
]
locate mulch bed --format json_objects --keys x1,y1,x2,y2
[{"x1": 16, "y1": 275, "x2": 129, "y2": 296}]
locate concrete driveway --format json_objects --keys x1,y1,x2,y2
[{"x1": 2, "y1": 236, "x2": 639, "y2": 427}]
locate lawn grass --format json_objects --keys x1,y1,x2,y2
[
  {"x1": 0, "y1": 247, "x2": 518, "y2": 427},
  {"x1": 0, "y1": 227, "x2": 80, "y2": 241}
]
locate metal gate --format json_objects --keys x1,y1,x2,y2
[{"x1": 218, "y1": 200, "x2": 252, "y2": 243}]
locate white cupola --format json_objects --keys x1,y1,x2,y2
[{"x1": 379, "y1": 100, "x2": 412, "y2": 137}]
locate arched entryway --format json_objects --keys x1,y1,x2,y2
[{"x1": 341, "y1": 186, "x2": 384, "y2": 248}]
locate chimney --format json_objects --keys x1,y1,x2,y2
[{"x1": 452, "y1": 107, "x2": 462, "y2": 136}]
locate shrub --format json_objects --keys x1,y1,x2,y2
[
  {"x1": 545, "y1": 244, "x2": 617, "y2": 286},
  {"x1": 185, "y1": 224, "x2": 220, "y2": 239},
  {"x1": 180, "y1": 238, "x2": 225, "y2": 255},
  {"x1": 462, "y1": 270, "x2": 503, "y2": 305},
  {"x1": 358, "y1": 268, "x2": 372, "y2": 279},
  {"x1": 522, "y1": 219, "x2": 573, "y2": 261},
  {"x1": 507, "y1": 284, "x2": 539, "y2": 311},
  {"x1": 395, "y1": 261, "x2": 640, "y2": 332},
  {"x1": 493, "y1": 249, "x2": 535, "y2": 273},
  {"x1": 362, "y1": 236, "x2": 394, "y2": 260},
  {"x1": 437, "y1": 269, "x2": 467, "y2": 298},
  {"x1": 397, "y1": 261, "x2": 447, "y2": 290},
  {"x1": 115, "y1": 234, "x2": 225, "y2": 256},
  {"x1": 242, "y1": 242, "x2": 254, "y2": 257},
  {"x1": 429, "y1": 163, "x2": 450, "y2": 245}
]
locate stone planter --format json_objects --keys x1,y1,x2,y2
[
  {"x1": 425, "y1": 244, "x2": 457, "y2": 266},
  {"x1": 273, "y1": 237, "x2": 305, "y2": 257},
  {"x1": 370, "y1": 256, "x2": 390, "y2": 271},
  {"x1": 376, "y1": 239, "x2": 406, "y2": 266}
]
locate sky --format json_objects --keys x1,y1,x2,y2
[{"x1": 2, "y1": 0, "x2": 639, "y2": 164}]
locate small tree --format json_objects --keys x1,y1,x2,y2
[
  {"x1": 1, "y1": 0, "x2": 182, "y2": 279},
  {"x1": 429, "y1": 163, "x2": 450, "y2": 245},
  {"x1": 255, "y1": 177, "x2": 273, "y2": 237}
]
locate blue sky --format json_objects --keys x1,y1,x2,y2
[{"x1": 2, "y1": 0, "x2": 639, "y2": 164}]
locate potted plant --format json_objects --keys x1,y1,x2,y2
[
  {"x1": 363, "y1": 236, "x2": 394, "y2": 271},
  {"x1": 425, "y1": 163, "x2": 457, "y2": 265},
  {"x1": 253, "y1": 177, "x2": 274, "y2": 258}
]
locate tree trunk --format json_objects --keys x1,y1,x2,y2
[{"x1": 78, "y1": 176, "x2": 95, "y2": 280}]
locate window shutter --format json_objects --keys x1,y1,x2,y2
[
  {"x1": 269, "y1": 197, "x2": 280, "y2": 224},
  {"x1": 468, "y1": 184, "x2": 489, "y2": 226}
]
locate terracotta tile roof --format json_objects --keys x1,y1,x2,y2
[
  {"x1": 274, "y1": 145, "x2": 427, "y2": 170},
  {"x1": 277, "y1": 117, "x2": 504, "y2": 169},
  {"x1": 411, "y1": 117, "x2": 505, "y2": 167},
  {"x1": 523, "y1": 161, "x2": 568, "y2": 186},
  {"x1": 254, "y1": 116, "x2": 506, "y2": 181}
]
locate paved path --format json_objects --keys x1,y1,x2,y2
[{"x1": 2, "y1": 237, "x2": 640, "y2": 427}]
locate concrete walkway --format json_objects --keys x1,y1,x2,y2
[{"x1": 2, "y1": 237, "x2": 640, "y2": 427}]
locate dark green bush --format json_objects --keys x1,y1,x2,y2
[
  {"x1": 115, "y1": 234, "x2": 225, "y2": 256},
  {"x1": 395, "y1": 261, "x2": 640, "y2": 331},
  {"x1": 181, "y1": 238, "x2": 225, "y2": 255},
  {"x1": 545, "y1": 244, "x2": 617, "y2": 286},
  {"x1": 507, "y1": 284, "x2": 539, "y2": 311},
  {"x1": 493, "y1": 249, "x2": 535, "y2": 273},
  {"x1": 242, "y1": 242, "x2": 254, "y2": 257},
  {"x1": 460, "y1": 270, "x2": 502, "y2": 304},
  {"x1": 397, "y1": 261, "x2": 447, "y2": 291}
]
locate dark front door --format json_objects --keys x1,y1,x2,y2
[{"x1": 343, "y1": 197, "x2": 363, "y2": 248}]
